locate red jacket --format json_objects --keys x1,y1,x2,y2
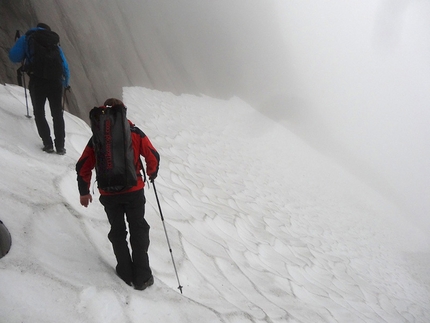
[{"x1": 76, "y1": 120, "x2": 160, "y2": 196}]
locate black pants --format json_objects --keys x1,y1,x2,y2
[
  {"x1": 99, "y1": 189, "x2": 152, "y2": 286},
  {"x1": 29, "y1": 76, "x2": 65, "y2": 150}
]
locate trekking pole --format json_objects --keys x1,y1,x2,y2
[
  {"x1": 62, "y1": 86, "x2": 68, "y2": 110},
  {"x1": 22, "y1": 69, "x2": 31, "y2": 118},
  {"x1": 151, "y1": 180, "x2": 183, "y2": 294},
  {"x1": 14, "y1": 30, "x2": 31, "y2": 118},
  {"x1": 16, "y1": 66, "x2": 23, "y2": 87}
]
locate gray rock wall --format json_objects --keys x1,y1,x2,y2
[
  {"x1": 1, "y1": 0, "x2": 293, "y2": 123},
  {"x1": 0, "y1": 0, "x2": 37, "y2": 88}
]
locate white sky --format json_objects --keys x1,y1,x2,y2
[{"x1": 0, "y1": 83, "x2": 429, "y2": 322}]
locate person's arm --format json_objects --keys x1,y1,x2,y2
[
  {"x1": 59, "y1": 47, "x2": 70, "y2": 87},
  {"x1": 9, "y1": 35, "x2": 27, "y2": 63},
  {"x1": 135, "y1": 127, "x2": 160, "y2": 181},
  {"x1": 144, "y1": 138, "x2": 160, "y2": 182},
  {"x1": 76, "y1": 139, "x2": 96, "y2": 206}
]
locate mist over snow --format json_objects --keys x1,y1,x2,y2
[
  {"x1": 2, "y1": 0, "x2": 428, "y2": 236},
  {"x1": 270, "y1": 1, "x2": 430, "y2": 232},
  {"x1": 0, "y1": 83, "x2": 429, "y2": 322}
]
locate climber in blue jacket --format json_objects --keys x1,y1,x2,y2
[{"x1": 9, "y1": 23, "x2": 70, "y2": 155}]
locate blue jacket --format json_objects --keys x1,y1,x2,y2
[{"x1": 9, "y1": 27, "x2": 70, "y2": 87}]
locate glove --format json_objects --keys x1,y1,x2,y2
[{"x1": 149, "y1": 173, "x2": 157, "y2": 182}]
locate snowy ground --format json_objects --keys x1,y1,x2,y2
[{"x1": 0, "y1": 83, "x2": 429, "y2": 323}]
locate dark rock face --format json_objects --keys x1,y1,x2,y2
[
  {"x1": 0, "y1": 1, "x2": 37, "y2": 87},
  {"x1": 0, "y1": 1, "x2": 216, "y2": 123},
  {"x1": 1, "y1": 1, "x2": 293, "y2": 124}
]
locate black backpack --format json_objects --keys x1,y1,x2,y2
[
  {"x1": 26, "y1": 29, "x2": 63, "y2": 80},
  {"x1": 89, "y1": 105, "x2": 138, "y2": 192}
]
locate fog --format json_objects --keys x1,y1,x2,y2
[
  {"x1": 150, "y1": 0, "x2": 430, "y2": 231},
  {"x1": 2, "y1": 0, "x2": 429, "y2": 231},
  {"x1": 268, "y1": 1, "x2": 430, "y2": 231}
]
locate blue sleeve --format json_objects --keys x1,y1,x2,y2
[
  {"x1": 9, "y1": 36, "x2": 27, "y2": 63},
  {"x1": 59, "y1": 47, "x2": 70, "y2": 87}
]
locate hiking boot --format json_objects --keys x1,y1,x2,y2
[
  {"x1": 42, "y1": 145, "x2": 55, "y2": 153},
  {"x1": 134, "y1": 276, "x2": 154, "y2": 291},
  {"x1": 56, "y1": 148, "x2": 66, "y2": 155}
]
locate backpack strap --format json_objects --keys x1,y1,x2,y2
[
  {"x1": 138, "y1": 157, "x2": 147, "y2": 185},
  {"x1": 129, "y1": 124, "x2": 147, "y2": 185}
]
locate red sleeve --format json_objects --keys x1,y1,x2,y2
[
  {"x1": 140, "y1": 136, "x2": 160, "y2": 177},
  {"x1": 76, "y1": 139, "x2": 96, "y2": 195},
  {"x1": 131, "y1": 126, "x2": 160, "y2": 178}
]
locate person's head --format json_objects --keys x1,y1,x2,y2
[
  {"x1": 36, "y1": 23, "x2": 51, "y2": 31},
  {"x1": 104, "y1": 98, "x2": 124, "y2": 107}
]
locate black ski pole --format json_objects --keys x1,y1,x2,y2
[
  {"x1": 16, "y1": 66, "x2": 23, "y2": 87},
  {"x1": 62, "y1": 86, "x2": 68, "y2": 110},
  {"x1": 152, "y1": 180, "x2": 183, "y2": 294},
  {"x1": 22, "y1": 69, "x2": 31, "y2": 118},
  {"x1": 14, "y1": 30, "x2": 31, "y2": 118}
]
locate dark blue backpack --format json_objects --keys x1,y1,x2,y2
[
  {"x1": 89, "y1": 105, "x2": 138, "y2": 192},
  {"x1": 26, "y1": 29, "x2": 63, "y2": 80}
]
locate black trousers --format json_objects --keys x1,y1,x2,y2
[
  {"x1": 29, "y1": 76, "x2": 65, "y2": 150},
  {"x1": 99, "y1": 189, "x2": 152, "y2": 286}
]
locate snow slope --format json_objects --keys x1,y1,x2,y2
[{"x1": 0, "y1": 83, "x2": 429, "y2": 322}]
